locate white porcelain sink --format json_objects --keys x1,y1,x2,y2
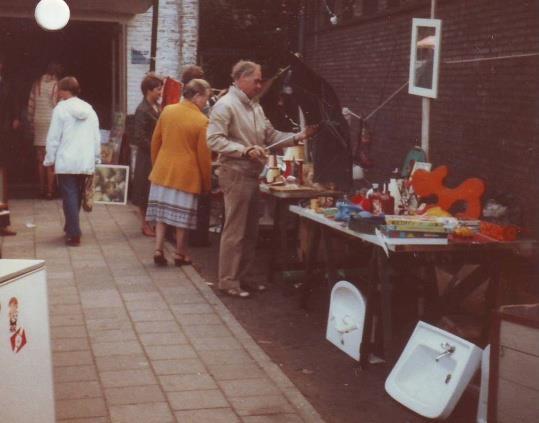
[{"x1": 385, "y1": 321, "x2": 482, "y2": 420}]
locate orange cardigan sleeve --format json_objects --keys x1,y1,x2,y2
[
  {"x1": 196, "y1": 121, "x2": 212, "y2": 193},
  {"x1": 150, "y1": 115, "x2": 163, "y2": 165}
]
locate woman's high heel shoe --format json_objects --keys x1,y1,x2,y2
[
  {"x1": 153, "y1": 249, "x2": 167, "y2": 266},
  {"x1": 173, "y1": 253, "x2": 193, "y2": 267}
]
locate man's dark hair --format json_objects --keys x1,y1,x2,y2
[
  {"x1": 140, "y1": 73, "x2": 163, "y2": 96},
  {"x1": 46, "y1": 61, "x2": 63, "y2": 78},
  {"x1": 181, "y1": 65, "x2": 204, "y2": 84},
  {"x1": 58, "y1": 76, "x2": 81, "y2": 96}
]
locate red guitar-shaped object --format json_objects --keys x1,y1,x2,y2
[{"x1": 411, "y1": 166, "x2": 485, "y2": 219}]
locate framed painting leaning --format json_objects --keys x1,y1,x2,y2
[{"x1": 94, "y1": 164, "x2": 129, "y2": 205}]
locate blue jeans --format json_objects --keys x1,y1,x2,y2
[{"x1": 58, "y1": 174, "x2": 86, "y2": 238}]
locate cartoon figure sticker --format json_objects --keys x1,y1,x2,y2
[
  {"x1": 11, "y1": 327, "x2": 27, "y2": 353},
  {"x1": 8, "y1": 297, "x2": 18, "y2": 333},
  {"x1": 7, "y1": 297, "x2": 28, "y2": 353}
]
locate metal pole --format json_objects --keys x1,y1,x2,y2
[
  {"x1": 150, "y1": 0, "x2": 159, "y2": 72},
  {"x1": 421, "y1": 0, "x2": 437, "y2": 159}
]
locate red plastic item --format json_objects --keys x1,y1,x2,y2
[
  {"x1": 358, "y1": 197, "x2": 373, "y2": 213},
  {"x1": 480, "y1": 221, "x2": 520, "y2": 241}
]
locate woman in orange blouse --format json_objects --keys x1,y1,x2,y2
[{"x1": 146, "y1": 79, "x2": 212, "y2": 266}]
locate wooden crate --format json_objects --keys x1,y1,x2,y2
[{"x1": 489, "y1": 304, "x2": 539, "y2": 423}]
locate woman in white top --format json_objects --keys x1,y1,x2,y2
[{"x1": 28, "y1": 62, "x2": 63, "y2": 199}]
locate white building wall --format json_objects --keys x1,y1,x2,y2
[{"x1": 126, "y1": 0, "x2": 199, "y2": 114}]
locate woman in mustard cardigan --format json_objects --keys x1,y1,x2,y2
[{"x1": 146, "y1": 79, "x2": 212, "y2": 266}]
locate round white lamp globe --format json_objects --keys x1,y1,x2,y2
[{"x1": 35, "y1": 0, "x2": 70, "y2": 31}]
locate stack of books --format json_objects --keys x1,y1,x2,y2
[{"x1": 379, "y1": 215, "x2": 453, "y2": 245}]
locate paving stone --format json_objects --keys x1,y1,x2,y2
[
  {"x1": 207, "y1": 363, "x2": 266, "y2": 381},
  {"x1": 54, "y1": 351, "x2": 95, "y2": 367},
  {"x1": 50, "y1": 304, "x2": 84, "y2": 316},
  {"x1": 55, "y1": 398, "x2": 107, "y2": 420},
  {"x1": 109, "y1": 403, "x2": 174, "y2": 423},
  {"x1": 100, "y1": 369, "x2": 157, "y2": 388},
  {"x1": 54, "y1": 365, "x2": 99, "y2": 382},
  {"x1": 139, "y1": 332, "x2": 188, "y2": 346},
  {"x1": 229, "y1": 395, "x2": 295, "y2": 417},
  {"x1": 170, "y1": 303, "x2": 214, "y2": 316},
  {"x1": 241, "y1": 415, "x2": 304, "y2": 423},
  {"x1": 89, "y1": 329, "x2": 138, "y2": 344},
  {"x1": 164, "y1": 293, "x2": 207, "y2": 305},
  {"x1": 86, "y1": 318, "x2": 132, "y2": 333},
  {"x1": 128, "y1": 309, "x2": 175, "y2": 322},
  {"x1": 176, "y1": 313, "x2": 223, "y2": 325},
  {"x1": 55, "y1": 417, "x2": 108, "y2": 423},
  {"x1": 84, "y1": 307, "x2": 129, "y2": 321},
  {"x1": 198, "y1": 349, "x2": 254, "y2": 366},
  {"x1": 134, "y1": 321, "x2": 182, "y2": 334},
  {"x1": 55, "y1": 381, "x2": 103, "y2": 400},
  {"x1": 104, "y1": 385, "x2": 165, "y2": 405},
  {"x1": 218, "y1": 379, "x2": 281, "y2": 398},
  {"x1": 49, "y1": 313, "x2": 84, "y2": 326},
  {"x1": 49, "y1": 295, "x2": 81, "y2": 305},
  {"x1": 80, "y1": 290, "x2": 124, "y2": 308},
  {"x1": 182, "y1": 324, "x2": 232, "y2": 338},
  {"x1": 167, "y1": 389, "x2": 229, "y2": 411},
  {"x1": 190, "y1": 336, "x2": 243, "y2": 352},
  {"x1": 144, "y1": 344, "x2": 198, "y2": 360},
  {"x1": 95, "y1": 354, "x2": 150, "y2": 372},
  {"x1": 124, "y1": 300, "x2": 168, "y2": 311},
  {"x1": 121, "y1": 291, "x2": 163, "y2": 302},
  {"x1": 92, "y1": 341, "x2": 144, "y2": 357},
  {"x1": 174, "y1": 408, "x2": 241, "y2": 423},
  {"x1": 159, "y1": 373, "x2": 217, "y2": 392},
  {"x1": 51, "y1": 325, "x2": 87, "y2": 339},
  {"x1": 52, "y1": 337, "x2": 91, "y2": 352},
  {"x1": 151, "y1": 358, "x2": 207, "y2": 376}
]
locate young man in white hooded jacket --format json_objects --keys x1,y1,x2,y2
[{"x1": 44, "y1": 76, "x2": 100, "y2": 246}]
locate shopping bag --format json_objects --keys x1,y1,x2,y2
[{"x1": 82, "y1": 174, "x2": 95, "y2": 212}]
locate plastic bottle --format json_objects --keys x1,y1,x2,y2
[
  {"x1": 381, "y1": 183, "x2": 395, "y2": 215},
  {"x1": 370, "y1": 183, "x2": 383, "y2": 216}
]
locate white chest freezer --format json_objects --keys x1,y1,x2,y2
[{"x1": 0, "y1": 259, "x2": 55, "y2": 423}]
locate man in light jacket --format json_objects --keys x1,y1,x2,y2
[
  {"x1": 207, "y1": 60, "x2": 316, "y2": 298},
  {"x1": 44, "y1": 77, "x2": 100, "y2": 246}
]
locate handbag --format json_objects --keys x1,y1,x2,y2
[{"x1": 82, "y1": 174, "x2": 95, "y2": 212}]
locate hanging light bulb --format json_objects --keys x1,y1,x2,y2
[
  {"x1": 35, "y1": 0, "x2": 70, "y2": 31},
  {"x1": 321, "y1": 0, "x2": 338, "y2": 25}
]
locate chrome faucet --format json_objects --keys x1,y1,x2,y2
[{"x1": 435, "y1": 342, "x2": 456, "y2": 361}]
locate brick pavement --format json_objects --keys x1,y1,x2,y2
[{"x1": 1, "y1": 199, "x2": 324, "y2": 423}]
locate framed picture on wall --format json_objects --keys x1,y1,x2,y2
[
  {"x1": 94, "y1": 164, "x2": 129, "y2": 206},
  {"x1": 408, "y1": 18, "x2": 442, "y2": 99}
]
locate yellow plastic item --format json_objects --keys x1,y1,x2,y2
[{"x1": 424, "y1": 206, "x2": 452, "y2": 217}]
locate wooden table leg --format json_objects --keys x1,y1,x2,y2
[
  {"x1": 267, "y1": 199, "x2": 282, "y2": 284},
  {"x1": 377, "y1": 248, "x2": 393, "y2": 361},
  {"x1": 301, "y1": 222, "x2": 321, "y2": 309},
  {"x1": 321, "y1": 228, "x2": 338, "y2": 299},
  {"x1": 423, "y1": 261, "x2": 440, "y2": 323},
  {"x1": 482, "y1": 252, "x2": 503, "y2": 343},
  {"x1": 359, "y1": 249, "x2": 379, "y2": 368}
]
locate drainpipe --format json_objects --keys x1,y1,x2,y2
[
  {"x1": 297, "y1": 0, "x2": 306, "y2": 56},
  {"x1": 150, "y1": 0, "x2": 159, "y2": 72},
  {"x1": 421, "y1": 0, "x2": 437, "y2": 158}
]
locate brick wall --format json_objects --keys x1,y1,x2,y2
[
  {"x1": 304, "y1": 0, "x2": 539, "y2": 237},
  {"x1": 126, "y1": 0, "x2": 199, "y2": 113}
]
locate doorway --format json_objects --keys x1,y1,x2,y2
[{"x1": 0, "y1": 17, "x2": 120, "y2": 194}]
